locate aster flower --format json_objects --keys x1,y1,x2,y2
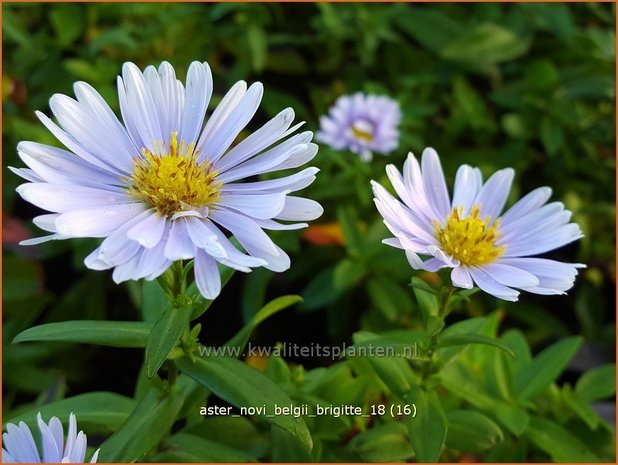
[
  {"x1": 2, "y1": 412, "x2": 99, "y2": 463},
  {"x1": 317, "y1": 92, "x2": 401, "y2": 161},
  {"x1": 13, "y1": 61, "x2": 323, "y2": 300},
  {"x1": 371, "y1": 148, "x2": 584, "y2": 301}
]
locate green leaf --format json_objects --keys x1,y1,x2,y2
[
  {"x1": 575, "y1": 363, "x2": 616, "y2": 402},
  {"x1": 333, "y1": 258, "x2": 365, "y2": 290},
  {"x1": 367, "y1": 276, "x2": 411, "y2": 321},
  {"x1": 495, "y1": 403, "x2": 530, "y2": 437},
  {"x1": 146, "y1": 301, "x2": 194, "y2": 377},
  {"x1": 187, "y1": 416, "x2": 268, "y2": 458},
  {"x1": 540, "y1": 116, "x2": 564, "y2": 157},
  {"x1": 270, "y1": 426, "x2": 314, "y2": 462},
  {"x1": 347, "y1": 333, "x2": 426, "y2": 360},
  {"x1": 142, "y1": 280, "x2": 167, "y2": 324},
  {"x1": 176, "y1": 355, "x2": 312, "y2": 450},
  {"x1": 436, "y1": 334, "x2": 514, "y2": 357},
  {"x1": 98, "y1": 377, "x2": 195, "y2": 462},
  {"x1": 301, "y1": 267, "x2": 342, "y2": 311},
  {"x1": 393, "y1": 8, "x2": 463, "y2": 53},
  {"x1": 435, "y1": 317, "x2": 488, "y2": 363},
  {"x1": 350, "y1": 422, "x2": 414, "y2": 462},
  {"x1": 411, "y1": 277, "x2": 439, "y2": 319},
  {"x1": 352, "y1": 332, "x2": 418, "y2": 398},
  {"x1": 226, "y1": 295, "x2": 302, "y2": 349},
  {"x1": 514, "y1": 336, "x2": 582, "y2": 401},
  {"x1": 336, "y1": 205, "x2": 364, "y2": 256},
  {"x1": 446, "y1": 409, "x2": 504, "y2": 453},
  {"x1": 441, "y1": 23, "x2": 530, "y2": 68},
  {"x1": 247, "y1": 25, "x2": 267, "y2": 72},
  {"x1": 525, "y1": 416, "x2": 599, "y2": 462},
  {"x1": 563, "y1": 385, "x2": 601, "y2": 430},
  {"x1": 50, "y1": 4, "x2": 84, "y2": 45},
  {"x1": 5, "y1": 392, "x2": 135, "y2": 434},
  {"x1": 165, "y1": 433, "x2": 258, "y2": 462},
  {"x1": 407, "y1": 385, "x2": 447, "y2": 462},
  {"x1": 13, "y1": 321, "x2": 151, "y2": 348}
]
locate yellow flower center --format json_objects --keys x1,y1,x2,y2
[
  {"x1": 127, "y1": 132, "x2": 221, "y2": 217},
  {"x1": 351, "y1": 126, "x2": 374, "y2": 142},
  {"x1": 434, "y1": 205, "x2": 505, "y2": 266}
]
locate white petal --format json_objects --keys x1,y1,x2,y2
[
  {"x1": 194, "y1": 249, "x2": 221, "y2": 299},
  {"x1": 201, "y1": 82, "x2": 264, "y2": 163},
  {"x1": 49, "y1": 94, "x2": 133, "y2": 174},
  {"x1": 184, "y1": 217, "x2": 226, "y2": 258},
  {"x1": 197, "y1": 80, "x2": 247, "y2": 158},
  {"x1": 164, "y1": 219, "x2": 197, "y2": 260},
  {"x1": 90, "y1": 449, "x2": 100, "y2": 463},
  {"x1": 210, "y1": 209, "x2": 279, "y2": 256},
  {"x1": 217, "y1": 192, "x2": 287, "y2": 219},
  {"x1": 17, "y1": 141, "x2": 121, "y2": 187},
  {"x1": 56, "y1": 203, "x2": 147, "y2": 238},
  {"x1": 120, "y1": 62, "x2": 163, "y2": 152},
  {"x1": 502, "y1": 223, "x2": 583, "y2": 257},
  {"x1": 179, "y1": 62, "x2": 212, "y2": 145},
  {"x1": 204, "y1": 222, "x2": 268, "y2": 271},
  {"x1": 421, "y1": 148, "x2": 451, "y2": 218},
  {"x1": 3, "y1": 422, "x2": 40, "y2": 463},
  {"x1": 38, "y1": 414, "x2": 62, "y2": 463},
  {"x1": 451, "y1": 266, "x2": 473, "y2": 289},
  {"x1": 127, "y1": 212, "x2": 167, "y2": 248},
  {"x1": 469, "y1": 267, "x2": 520, "y2": 301},
  {"x1": 451, "y1": 164, "x2": 482, "y2": 215},
  {"x1": 17, "y1": 183, "x2": 132, "y2": 213},
  {"x1": 216, "y1": 133, "x2": 314, "y2": 183},
  {"x1": 215, "y1": 107, "x2": 295, "y2": 172},
  {"x1": 473, "y1": 168, "x2": 515, "y2": 220},
  {"x1": 275, "y1": 196, "x2": 323, "y2": 221},
  {"x1": 221, "y1": 167, "x2": 319, "y2": 194},
  {"x1": 482, "y1": 263, "x2": 540, "y2": 288},
  {"x1": 500, "y1": 187, "x2": 552, "y2": 226},
  {"x1": 8, "y1": 166, "x2": 44, "y2": 183},
  {"x1": 405, "y1": 250, "x2": 424, "y2": 269},
  {"x1": 36, "y1": 111, "x2": 121, "y2": 174}
]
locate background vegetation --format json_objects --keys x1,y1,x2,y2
[{"x1": 3, "y1": 3, "x2": 616, "y2": 462}]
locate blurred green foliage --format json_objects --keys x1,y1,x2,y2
[{"x1": 2, "y1": 2, "x2": 616, "y2": 462}]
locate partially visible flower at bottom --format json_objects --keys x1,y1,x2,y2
[
  {"x1": 317, "y1": 92, "x2": 401, "y2": 161},
  {"x1": 372, "y1": 148, "x2": 585, "y2": 301},
  {"x1": 2, "y1": 412, "x2": 99, "y2": 463}
]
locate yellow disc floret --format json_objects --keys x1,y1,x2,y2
[
  {"x1": 434, "y1": 205, "x2": 505, "y2": 266},
  {"x1": 127, "y1": 132, "x2": 221, "y2": 217}
]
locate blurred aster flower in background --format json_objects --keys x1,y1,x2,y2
[
  {"x1": 2, "y1": 413, "x2": 99, "y2": 463},
  {"x1": 317, "y1": 92, "x2": 401, "y2": 161},
  {"x1": 372, "y1": 148, "x2": 585, "y2": 301},
  {"x1": 12, "y1": 61, "x2": 323, "y2": 300}
]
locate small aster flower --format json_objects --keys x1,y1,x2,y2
[
  {"x1": 371, "y1": 148, "x2": 585, "y2": 301},
  {"x1": 13, "y1": 61, "x2": 323, "y2": 300},
  {"x1": 317, "y1": 92, "x2": 401, "y2": 161},
  {"x1": 2, "y1": 412, "x2": 99, "y2": 463}
]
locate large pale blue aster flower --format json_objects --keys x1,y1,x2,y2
[
  {"x1": 317, "y1": 92, "x2": 401, "y2": 161},
  {"x1": 12, "y1": 61, "x2": 323, "y2": 300},
  {"x1": 372, "y1": 148, "x2": 585, "y2": 301},
  {"x1": 2, "y1": 413, "x2": 99, "y2": 463}
]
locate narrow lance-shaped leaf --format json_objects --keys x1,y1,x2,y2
[
  {"x1": 5, "y1": 392, "x2": 136, "y2": 435},
  {"x1": 176, "y1": 355, "x2": 313, "y2": 450},
  {"x1": 13, "y1": 320, "x2": 151, "y2": 348},
  {"x1": 145, "y1": 301, "x2": 193, "y2": 378},
  {"x1": 226, "y1": 295, "x2": 302, "y2": 349}
]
